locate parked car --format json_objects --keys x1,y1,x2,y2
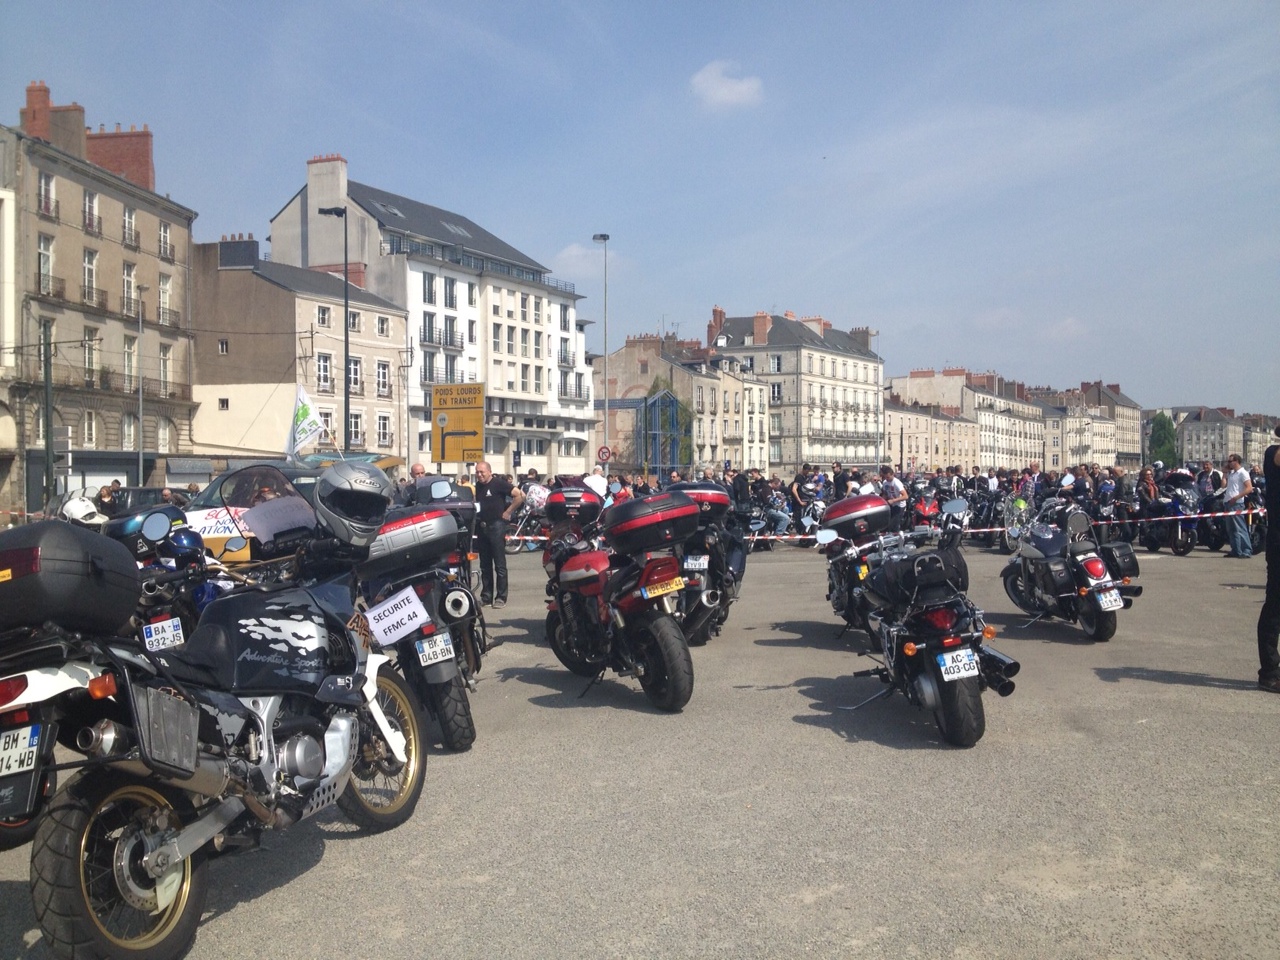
[{"x1": 183, "y1": 463, "x2": 323, "y2": 561}]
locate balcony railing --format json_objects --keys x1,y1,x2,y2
[
  {"x1": 377, "y1": 384, "x2": 393, "y2": 398},
  {"x1": 122, "y1": 226, "x2": 140, "y2": 250},
  {"x1": 558, "y1": 385, "x2": 590, "y2": 402},
  {"x1": 157, "y1": 307, "x2": 182, "y2": 327},
  {"x1": 158, "y1": 239, "x2": 175, "y2": 262},
  {"x1": 37, "y1": 195, "x2": 59, "y2": 222},
  {"x1": 28, "y1": 365, "x2": 194, "y2": 401},
  {"x1": 724, "y1": 431, "x2": 744, "y2": 443},
  {"x1": 347, "y1": 380, "x2": 365, "y2": 397},
  {"x1": 420, "y1": 369, "x2": 466, "y2": 385},
  {"x1": 83, "y1": 213, "x2": 102, "y2": 236},
  {"x1": 121, "y1": 295, "x2": 144, "y2": 319},
  {"x1": 557, "y1": 350, "x2": 576, "y2": 367},
  {"x1": 377, "y1": 433, "x2": 394, "y2": 448},
  {"x1": 348, "y1": 432, "x2": 366, "y2": 448},
  {"x1": 419, "y1": 328, "x2": 464, "y2": 349},
  {"x1": 36, "y1": 272, "x2": 66, "y2": 299},
  {"x1": 316, "y1": 379, "x2": 335, "y2": 395},
  {"x1": 81, "y1": 285, "x2": 107, "y2": 310}
]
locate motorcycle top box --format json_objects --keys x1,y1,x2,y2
[
  {"x1": 360, "y1": 505, "x2": 458, "y2": 579},
  {"x1": 821, "y1": 494, "x2": 891, "y2": 539},
  {"x1": 0, "y1": 520, "x2": 141, "y2": 634},
  {"x1": 545, "y1": 487, "x2": 604, "y2": 525},
  {"x1": 602, "y1": 491, "x2": 699, "y2": 556},
  {"x1": 667, "y1": 481, "x2": 731, "y2": 523}
]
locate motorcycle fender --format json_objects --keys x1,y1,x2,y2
[
  {"x1": 0, "y1": 661, "x2": 105, "y2": 710},
  {"x1": 359, "y1": 652, "x2": 407, "y2": 764},
  {"x1": 420, "y1": 657, "x2": 459, "y2": 684}
]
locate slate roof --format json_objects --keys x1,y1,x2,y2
[
  {"x1": 253, "y1": 259, "x2": 404, "y2": 312},
  {"x1": 347, "y1": 181, "x2": 547, "y2": 273},
  {"x1": 1088, "y1": 382, "x2": 1141, "y2": 409},
  {"x1": 1176, "y1": 407, "x2": 1240, "y2": 425},
  {"x1": 716, "y1": 314, "x2": 882, "y2": 362}
]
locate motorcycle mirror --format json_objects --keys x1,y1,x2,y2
[
  {"x1": 429, "y1": 480, "x2": 453, "y2": 500},
  {"x1": 219, "y1": 536, "x2": 248, "y2": 557},
  {"x1": 1007, "y1": 526, "x2": 1021, "y2": 539},
  {"x1": 942, "y1": 498, "x2": 969, "y2": 515},
  {"x1": 609, "y1": 481, "x2": 622, "y2": 494},
  {"x1": 858, "y1": 482, "x2": 876, "y2": 495},
  {"x1": 139, "y1": 511, "x2": 173, "y2": 544},
  {"x1": 749, "y1": 519, "x2": 768, "y2": 531},
  {"x1": 801, "y1": 515, "x2": 816, "y2": 530},
  {"x1": 815, "y1": 528, "x2": 838, "y2": 545}
]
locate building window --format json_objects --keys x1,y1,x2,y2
[
  {"x1": 521, "y1": 364, "x2": 530, "y2": 392},
  {"x1": 82, "y1": 249, "x2": 97, "y2": 298},
  {"x1": 122, "y1": 262, "x2": 137, "y2": 316},
  {"x1": 122, "y1": 206, "x2": 138, "y2": 248},
  {"x1": 157, "y1": 419, "x2": 172, "y2": 454},
  {"x1": 769, "y1": 355, "x2": 782, "y2": 373},
  {"x1": 319, "y1": 410, "x2": 333, "y2": 443},
  {"x1": 82, "y1": 411, "x2": 98, "y2": 449},
  {"x1": 492, "y1": 323, "x2": 502, "y2": 352},
  {"x1": 521, "y1": 328, "x2": 529, "y2": 357},
  {"x1": 317, "y1": 305, "x2": 331, "y2": 327},
  {"x1": 770, "y1": 383, "x2": 782, "y2": 403},
  {"x1": 316, "y1": 353, "x2": 332, "y2": 391},
  {"x1": 444, "y1": 277, "x2": 457, "y2": 309},
  {"x1": 82, "y1": 190, "x2": 100, "y2": 235},
  {"x1": 218, "y1": 398, "x2": 229, "y2": 411},
  {"x1": 158, "y1": 274, "x2": 172, "y2": 323},
  {"x1": 423, "y1": 273, "x2": 436, "y2": 305},
  {"x1": 347, "y1": 356, "x2": 362, "y2": 391},
  {"x1": 468, "y1": 282, "x2": 477, "y2": 306},
  {"x1": 506, "y1": 326, "x2": 516, "y2": 354},
  {"x1": 520, "y1": 294, "x2": 528, "y2": 322},
  {"x1": 83, "y1": 326, "x2": 98, "y2": 375},
  {"x1": 533, "y1": 331, "x2": 542, "y2": 359},
  {"x1": 218, "y1": 339, "x2": 228, "y2": 355},
  {"x1": 37, "y1": 234, "x2": 54, "y2": 291},
  {"x1": 377, "y1": 315, "x2": 390, "y2": 337},
  {"x1": 534, "y1": 366, "x2": 543, "y2": 393},
  {"x1": 348, "y1": 310, "x2": 360, "y2": 332},
  {"x1": 122, "y1": 413, "x2": 138, "y2": 451},
  {"x1": 560, "y1": 304, "x2": 570, "y2": 331},
  {"x1": 158, "y1": 221, "x2": 174, "y2": 261},
  {"x1": 349, "y1": 412, "x2": 364, "y2": 446},
  {"x1": 377, "y1": 413, "x2": 392, "y2": 447},
  {"x1": 123, "y1": 336, "x2": 136, "y2": 389},
  {"x1": 377, "y1": 360, "x2": 391, "y2": 397},
  {"x1": 468, "y1": 319, "x2": 477, "y2": 344},
  {"x1": 533, "y1": 298, "x2": 542, "y2": 324},
  {"x1": 159, "y1": 345, "x2": 171, "y2": 393},
  {"x1": 820, "y1": 358, "x2": 826, "y2": 376},
  {"x1": 37, "y1": 171, "x2": 55, "y2": 216}
]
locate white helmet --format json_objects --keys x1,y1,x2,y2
[{"x1": 61, "y1": 496, "x2": 109, "y2": 529}]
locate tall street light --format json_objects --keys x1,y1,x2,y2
[
  {"x1": 135, "y1": 283, "x2": 149, "y2": 483},
  {"x1": 592, "y1": 233, "x2": 609, "y2": 458},
  {"x1": 319, "y1": 206, "x2": 350, "y2": 451}
]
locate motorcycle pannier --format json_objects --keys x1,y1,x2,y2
[
  {"x1": 0, "y1": 521, "x2": 141, "y2": 634},
  {"x1": 545, "y1": 488, "x2": 604, "y2": 525},
  {"x1": 602, "y1": 491, "x2": 700, "y2": 556},
  {"x1": 821, "y1": 494, "x2": 891, "y2": 539},
  {"x1": 667, "y1": 481, "x2": 731, "y2": 524},
  {"x1": 1099, "y1": 541, "x2": 1140, "y2": 579},
  {"x1": 360, "y1": 507, "x2": 458, "y2": 579},
  {"x1": 1036, "y1": 557, "x2": 1075, "y2": 597}
]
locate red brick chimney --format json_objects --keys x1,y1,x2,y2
[
  {"x1": 19, "y1": 81, "x2": 156, "y2": 190},
  {"x1": 20, "y1": 80, "x2": 86, "y2": 157},
  {"x1": 87, "y1": 123, "x2": 155, "y2": 192},
  {"x1": 753, "y1": 311, "x2": 772, "y2": 345},
  {"x1": 708, "y1": 305, "x2": 726, "y2": 344}
]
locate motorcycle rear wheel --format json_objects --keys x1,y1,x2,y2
[
  {"x1": 631, "y1": 611, "x2": 694, "y2": 712},
  {"x1": 546, "y1": 609, "x2": 606, "y2": 677},
  {"x1": 1078, "y1": 604, "x2": 1117, "y2": 642},
  {"x1": 934, "y1": 675, "x2": 985, "y2": 748},
  {"x1": 504, "y1": 516, "x2": 527, "y2": 554},
  {"x1": 427, "y1": 673, "x2": 476, "y2": 752},
  {"x1": 30, "y1": 771, "x2": 207, "y2": 960},
  {"x1": 338, "y1": 666, "x2": 427, "y2": 832}
]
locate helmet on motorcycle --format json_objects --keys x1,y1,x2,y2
[
  {"x1": 163, "y1": 527, "x2": 206, "y2": 565},
  {"x1": 1153, "y1": 461, "x2": 1164, "y2": 471},
  {"x1": 314, "y1": 462, "x2": 392, "y2": 547},
  {"x1": 61, "y1": 496, "x2": 109, "y2": 529}
]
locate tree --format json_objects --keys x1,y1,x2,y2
[{"x1": 1147, "y1": 412, "x2": 1177, "y2": 466}]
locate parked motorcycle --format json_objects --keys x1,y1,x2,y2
[
  {"x1": 999, "y1": 493, "x2": 1032, "y2": 553},
  {"x1": 0, "y1": 464, "x2": 427, "y2": 960},
  {"x1": 1141, "y1": 472, "x2": 1200, "y2": 555},
  {"x1": 543, "y1": 487, "x2": 697, "y2": 711},
  {"x1": 815, "y1": 501, "x2": 1018, "y2": 748},
  {"x1": 667, "y1": 481, "x2": 748, "y2": 646},
  {"x1": 1197, "y1": 489, "x2": 1228, "y2": 552},
  {"x1": 1001, "y1": 497, "x2": 1143, "y2": 642}
]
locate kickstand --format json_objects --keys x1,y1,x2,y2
[
  {"x1": 1015, "y1": 611, "x2": 1048, "y2": 629},
  {"x1": 579, "y1": 670, "x2": 606, "y2": 699},
  {"x1": 838, "y1": 686, "x2": 895, "y2": 712}
]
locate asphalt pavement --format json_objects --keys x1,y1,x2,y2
[{"x1": 2, "y1": 540, "x2": 1276, "y2": 959}]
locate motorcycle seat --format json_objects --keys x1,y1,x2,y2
[{"x1": 1068, "y1": 541, "x2": 1099, "y2": 556}]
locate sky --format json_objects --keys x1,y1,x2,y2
[{"x1": 4, "y1": 1, "x2": 1277, "y2": 414}]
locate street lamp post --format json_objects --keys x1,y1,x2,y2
[
  {"x1": 135, "y1": 284, "x2": 149, "y2": 483},
  {"x1": 592, "y1": 233, "x2": 609, "y2": 459},
  {"x1": 319, "y1": 206, "x2": 350, "y2": 451}
]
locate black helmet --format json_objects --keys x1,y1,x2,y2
[{"x1": 314, "y1": 462, "x2": 392, "y2": 547}]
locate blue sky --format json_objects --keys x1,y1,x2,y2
[{"x1": 5, "y1": 1, "x2": 1277, "y2": 413}]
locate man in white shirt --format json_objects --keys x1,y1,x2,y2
[{"x1": 1223, "y1": 454, "x2": 1254, "y2": 558}]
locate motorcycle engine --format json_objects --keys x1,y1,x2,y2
[{"x1": 281, "y1": 734, "x2": 325, "y2": 783}]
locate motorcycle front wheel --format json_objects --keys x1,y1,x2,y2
[
  {"x1": 428, "y1": 673, "x2": 476, "y2": 752},
  {"x1": 546, "y1": 608, "x2": 606, "y2": 677},
  {"x1": 1002, "y1": 566, "x2": 1037, "y2": 613},
  {"x1": 338, "y1": 666, "x2": 427, "y2": 832},
  {"x1": 1171, "y1": 524, "x2": 1196, "y2": 556},
  {"x1": 504, "y1": 515, "x2": 527, "y2": 554},
  {"x1": 934, "y1": 675, "x2": 985, "y2": 748},
  {"x1": 1078, "y1": 602, "x2": 1117, "y2": 642},
  {"x1": 630, "y1": 611, "x2": 694, "y2": 712},
  {"x1": 30, "y1": 771, "x2": 207, "y2": 960}
]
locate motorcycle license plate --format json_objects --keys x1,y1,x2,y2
[
  {"x1": 936, "y1": 649, "x2": 979, "y2": 682},
  {"x1": 1098, "y1": 589, "x2": 1123, "y2": 612},
  {"x1": 415, "y1": 633, "x2": 455, "y2": 667},
  {"x1": 856, "y1": 563, "x2": 869, "y2": 581},
  {"x1": 0, "y1": 724, "x2": 41, "y2": 777},
  {"x1": 141, "y1": 616, "x2": 185, "y2": 652},
  {"x1": 641, "y1": 576, "x2": 685, "y2": 599},
  {"x1": 683, "y1": 554, "x2": 710, "y2": 571}
]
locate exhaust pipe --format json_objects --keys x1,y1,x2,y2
[
  {"x1": 987, "y1": 676, "x2": 1016, "y2": 697},
  {"x1": 979, "y1": 647, "x2": 1020, "y2": 679},
  {"x1": 441, "y1": 587, "x2": 474, "y2": 620},
  {"x1": 699, "y1": 590, "x2": 722, "y2": 608},
  {"x1": 77, "y1": 720, "x2": 133, "y2": 757},
  {"x1": 111, "y1": 753, "x2": 235, "y2": 798}
]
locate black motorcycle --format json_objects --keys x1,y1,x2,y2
[
  {"x1": 1001, "y1": 497, "x2": 1143, "y2": 642},
  {"x1": 816, "y1": 502, "x2": 1020, "y2": 748},
  {"x1": 0, "y1": 466, "x2": 428, "y2": 960},
  {"x1": 667, "y1": 481, "x2": 749, "y2": 646}
]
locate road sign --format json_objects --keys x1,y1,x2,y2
[
  {"x1": 430, "y1": 384, "x2": 485, "y2": 464},
  {"x1": 597, "y1": 445, "x2": 611, "y2": 463}
]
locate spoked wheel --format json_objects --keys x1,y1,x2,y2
[
  {"x1": 546, "y1": 608, "x2": 608, "y2": 678},
  {"x1": 1078, "y1": 603, "x2": 1117, "y2": 642},
  {"x1": 934, "y1": 675, "x2": 986, "y2": 748},
  {"x1": 337, "y1": 666, "x2": 427, "y2": 832},
  {"x1": 504, "y1": 516, "x2": 526, "y2": 554},
  {"x1": 630, "y1": 611, "x2": 694, "y2": 712},
  {"x1": 30, "y1": 771, "x2": 207, "y2": 960}
]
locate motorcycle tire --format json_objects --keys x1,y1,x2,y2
[
  {"x1": 1078, "y1": 603, "x2": 1117, "y2": 642},
  {"x1": 1171, "y1": 526, "x2": 1196, "y2": 556},
  {"x1": 1002, "y1": 566, "x2": 1038, "y2": 613},
  {"x1": 1251, "y1": 518, "x2": 1267, "y2": 555},
  {"x1": 0, "y1": 768, "x2": 55, "y2": 852},
  {"x1": 1143, "y1": 533, "x2": 1161, "y2": 553},
  {"x1": 934, "y1": 675, "x2": 985, "y2": 748},
  {"x1": 630, "y1": 610, "x2": 694, "y2": 712},
  {"x1": 546, "y1": 609, "x2": 605, "y2": 677},
  {"x1": 337, "y1": 666, "x2": 427, "y2": 832},
  {"x1": 30, "y1": 770, "x2": 208, "y2": 960},
  {"x1": 504, "y1": 517, "x2": 526, "y2": 555},
  {"x1": 999, "y1": 527, "x2": 1016, "y2": 554},
  {"x1": 428, "y1": 673, "x2": 476, "y2": 752}
]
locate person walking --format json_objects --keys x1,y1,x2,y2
[
  {"x1": 1223, "y1": 454, "x2": 1254, "y2": 559},
  {"x1": 1256, "y1": 428, "x2": 1280, "y2": 693},
  {"x1": 473, "y1": 461, "x2": 523, "y2": 608}
]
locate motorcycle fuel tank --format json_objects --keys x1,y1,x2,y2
[{"x1": 558, "y1": 549, "x2": 610, "y2": 597}]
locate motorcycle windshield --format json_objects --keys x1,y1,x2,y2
[{"x1": 217, "y1": 466, "x2": 317, "y2": 551}]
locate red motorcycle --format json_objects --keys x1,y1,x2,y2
[{"x1": 542, "y1": 487, "x2": 699, "y2": 712}]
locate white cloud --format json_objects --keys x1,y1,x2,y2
[{"x1": 690, "y1": 60, "x2": 763, "y2": 110}]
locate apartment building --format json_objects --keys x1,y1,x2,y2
[
  {"x1": 269, "y1": 155, "x2": 593, "y2": 477},
  {"x1": 706, "y1": 307, "x2": 883, "y2": 471},
  {"x1": 1079, "y1": 381, "x2": 1142, "y2": 468},
  {"x1": 595, "y1": 334, "x2": 770, "y2": 473},
  {"x1": 883, "y1": 399, "x2": 981, "y2": 472},
  {"x1": 190, "y1": 236, "x2": 409, "y2": 459},
  {"x1": 1, "y1": 83, "x2": 197, "y2": 515},
  {"x1": 1173, "y1": 407, "x2": 1245, "y2": 466},
  {"x1": 1035, "y1": 402, "x2": 1117, "y2": 470}
]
